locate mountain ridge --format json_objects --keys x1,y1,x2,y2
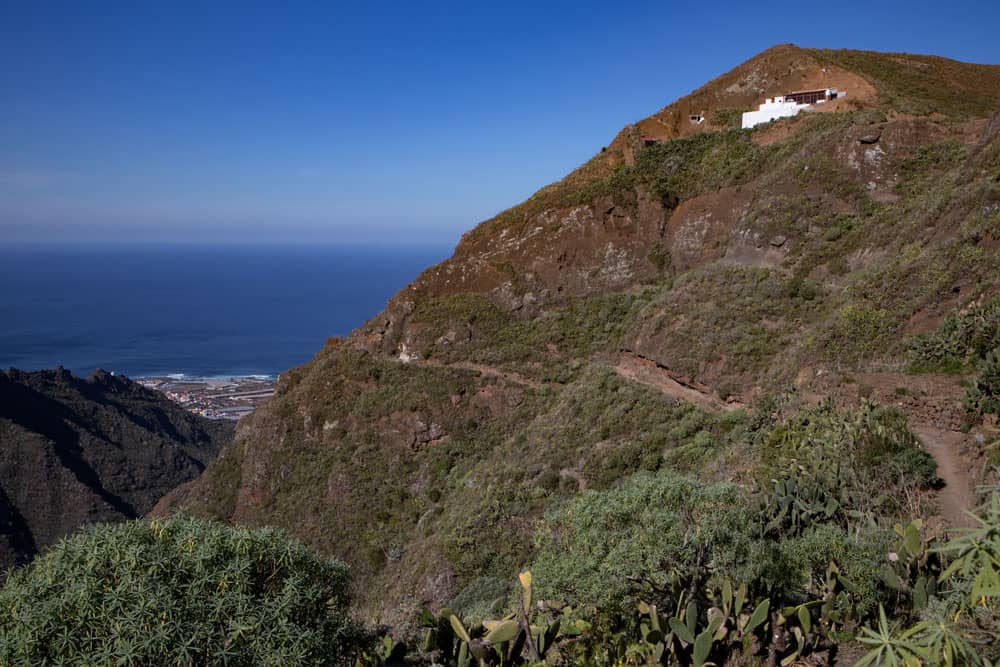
[
  {"x1": 0, "y1": 367, "x2": 232, "y2": 575},
  {"x1": 162, "y1": 45, "x2": 1000, "y2": 629}
]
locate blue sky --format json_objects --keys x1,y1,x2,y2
[{"x1": 2, "y1": 1, "x2": 998, "y2": 245}]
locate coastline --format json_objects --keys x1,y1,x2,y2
[{"x1": 136, "y1": 374, "x2": 276, "y2": 421}]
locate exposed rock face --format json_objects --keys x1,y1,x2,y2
[
  {"x1": 164, "y1": 45, "x2": 1000, "y2": 624},
  {"x1": 0, "y1": 368, "x2": 231, "y2": 575},
  {"x1": 356, "y1": 47, "x2": 1000, "y2": 364}
]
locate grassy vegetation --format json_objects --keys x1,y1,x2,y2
[
  {"x1": 8, "y1": 497, "x2": 998, "y2": 666},
  {"x1": 709, "y1": 106, "x2": 747, "y2": 129},
  {"x1": 810, "y1": 48, "x2": 1000, "y2": 118},
  {"x1": 466, "y1": 127, "x2": 795, "y2": 248},
  {"x1": 756, "y1": 402, "x2": 938, "y2": 525},
  {"x1": 823, "y1": 303, "x2": 896, "y2": 365},
  {"x1": 436, "y1": 366, "x2": 752, "y2": 600},
  {"x1": 415, "y1": 406, "x2": 990, "y2": 666},
  {"x1": 907, "y1": 296, "x2": 1000, "y2": 423},
  {"x1": 909, "y1": 296, "x2": 1000, "y2": 373},
  {"x1": 409, "y1": 288, "x2": 659, "y2": 379},
  {"x1": 895, "y1": 140, "x2": 969, "y2": 197},
  {"x1": 626, "y1": 265, "x2": 827, "y2": 396},
  {"x1": 609, "y1": 109, "x2": 985, "y2": 377}
]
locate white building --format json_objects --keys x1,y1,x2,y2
[{"x1": 741, "y1": 88, "x2": 845, "y2": 129}]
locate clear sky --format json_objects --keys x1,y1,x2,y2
[{"x1": 2, "y1": 0, "x2": 998, "y2": 246}]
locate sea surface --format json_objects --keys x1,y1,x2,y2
[{"x1": 0, "y1": 244, "x2": 449, "y2": 378}]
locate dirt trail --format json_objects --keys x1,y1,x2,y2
[
  {"x1": 411, "y1": 357, "x2": 540, "y2": 388},
  {"x1": 613, "y1": 351, "x2": 742, "y2": 412},
  {"x1": 445, "y1": 361, "x2": 540, "y2": 389},
  {"x1": 811, "y1": 370, "x2": 979, "y2": 528},
  {"x1": 910, "y1": 424, "x2": 977, "y2": 528}
]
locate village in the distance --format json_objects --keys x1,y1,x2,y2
[{"x1": 137, "y1": 375, "x2": 276, "y2": 421}]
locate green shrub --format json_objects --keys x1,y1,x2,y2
[
  {"x1": 0, "y1": 516, "x2": 367, "y2": 666},
  {"x1": 909, "y1": 297, "x2": 1000, "y2": 373},
  {"x1": 634, "y1": 130, "x2": 776, "y2": 203},
  {"x1": 966, "y1": 349, "x2": 1000, "y2": 418},
  {"x1": 825, "y1": 303, "x2": 896, "y2": 364},
  {"x1": 448, "y1": 576, "x2": 512, "y2": 623},
  {"x1": 823, "y1": 225, "x2": 844, "y2": 242},
  {"x1": 709, "y1": 107, "x2": 748, "y2": 128},
  {"x1": 529, "y1": 471, "x2": 767, "y2": 610},
  {"x1": 779, "y1": 524, "x2": 890, "y2": 618},
  {"x1": 857, "y1": 493, "x2": 1000, "y2": 665}
]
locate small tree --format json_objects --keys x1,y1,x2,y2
[{"x1": 0, "y1": 516, "x2": 368, "y2": 665}]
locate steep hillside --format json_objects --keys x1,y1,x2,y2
[
  {"x1": 0, "y1": 367, "x2": 231, "y2": 574},
  {"x1": 164, "y1": 44, "x2": 1000, "y2": 633}
]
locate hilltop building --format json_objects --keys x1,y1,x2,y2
[{"x1": 741, "y1": 88, "x2": 846, "y2": 129}]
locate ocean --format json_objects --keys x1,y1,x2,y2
[{"x1": 0, "y1": 244, "x2": 450, "y2": 378}]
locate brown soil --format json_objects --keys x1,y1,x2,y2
[
  {"x1": 625, "y1": 45, "x2": 879, "y2": 147},
  {"x1": 415, "y1": 358, "x2": 540, "y2": 389},
  {"x1": 613, "y1": 351, "x2": 743, "y2": 412},
  {"x1": 442, "y1": 361, "x2": 540, "y2": 389},
  {"x1": 910, "y1": 424, "x2": 977, "y2": 528}
]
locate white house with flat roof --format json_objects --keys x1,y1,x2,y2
[{"x1": 741, "y1": 88, "x2": 845, "y2": 129}]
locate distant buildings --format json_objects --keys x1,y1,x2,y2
[{"x1": 741, "y1": 88, "x2": 846, "y2": 129}]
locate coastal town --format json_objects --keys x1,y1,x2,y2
[{"x1": 137, "y1": 375, "x2": 275, "y2": 420}]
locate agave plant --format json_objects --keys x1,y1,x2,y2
[
  {"x1": 855, "y1": 606, "x2": 927, "y2": 667},
  {"x1": 935, "y1": 492, "x2": 1000, "y2": 607},
  {"x1": 906, "y1": 616, "x2": 979, "y2": 667}
]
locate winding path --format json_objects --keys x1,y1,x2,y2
[
  {"x1": 409, "y1": 351, "x2": 981, "y2": 528},
  {"x1": 415, "y1": 358, "x2": 540, "y2": 388},
  {"x1": 910, "y1": 424, "x2": 977, "y2": 528},
  {"x1": 610, "y1": 361, "x2": 979, "y2": 527}
]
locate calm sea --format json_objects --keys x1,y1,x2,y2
[{"x1": 0, "y1": 244, "x2": 449, "y2": 378}]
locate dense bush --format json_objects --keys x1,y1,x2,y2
[
  {"x1": 757, "y1": 402, "x2": 937, "y2": 529},
  {"x1": 370, "y1": 494, "x2": 1000, "y2": 666},
  {"x1": 530, "y1": 472, "x2": 767, "y2": 610},
  {"x1": 409, "y1": 289, "x2": 656, "y2": 375},
  {"x1": 0, "y1": 516, "x2": 367, "y2": 666},
  {"x1": 633, "y1": 129, "x2": 776, "y2": 203},
  {"x1": 908, "y1": 297, "x2": 1000, "y2": 421},
  {"x1": 857, "y1": 493, "x2": 1000, "y2": 666},
  {"x1": 909, "y1": 296, "x2": 1000, "y2": 373}
]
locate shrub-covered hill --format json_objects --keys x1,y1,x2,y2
[
  {"x1": 160, "y1": 44, "x2": 1000, "y2": 641},
  {"x1": 0, "y1": 367, "x2": 231, "y2": 576}
]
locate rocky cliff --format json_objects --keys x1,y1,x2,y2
[
  {"x1": 162, "y1": 45, "x2": 1000, "y2": 625},
  {"x1": 0, "y1": 368, "x2": 231, "y2": 575}
]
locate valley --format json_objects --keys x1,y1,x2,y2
[{"x1": 3, "y1": 42, "x2": 1000, "y2": 665}]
